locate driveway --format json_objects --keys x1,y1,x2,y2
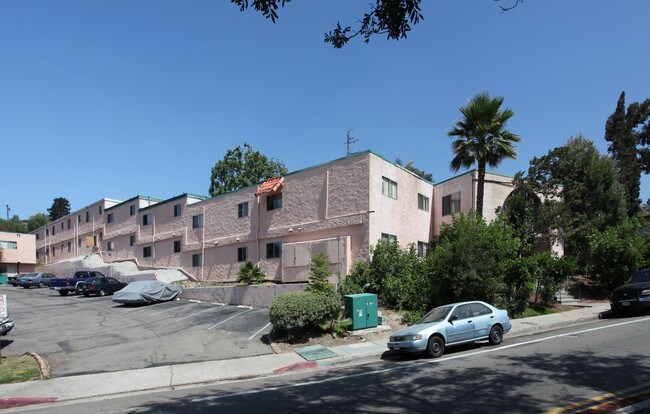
[{"x1": 0, "y1": 285, "x2": 273, "y2": 377}]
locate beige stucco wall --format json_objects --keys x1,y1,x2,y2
[
  {"x1": 0, "y1": 231, "x2": 36, "y2": 274},
  {"x1": 368, "y1": 155, "x2": 434, "y2": 249}
]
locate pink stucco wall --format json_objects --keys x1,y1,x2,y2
[{"x1": 0, "y1": 231, "x2": 36, "y2": 274}]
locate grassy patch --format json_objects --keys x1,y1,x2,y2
[
  {"x1": 513, "y1": 304, "x2": 556, "y2": 319},
  {"x1": 0, "y1": 355, "x2": 41, "y2": 384}
]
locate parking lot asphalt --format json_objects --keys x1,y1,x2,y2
[{"x1": 0, "y1": 284, "x2": 273, "y2": 377}]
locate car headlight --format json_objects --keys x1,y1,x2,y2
[
  {"x1": 640, "y1": 289, "x2": 650, "y2": 296},
  {"x1": 404, "y1": 334, "x2": 422, "y2": 341}
]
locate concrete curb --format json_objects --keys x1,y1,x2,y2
[{"x1": 25, "y1": 352, "x2": 51, "y2": 380}]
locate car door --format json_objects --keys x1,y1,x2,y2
[
  {"x1": 446, "y1": 304, "x2": 475, "y2": 343},
  {"x1": 469, "y1": 302, "x2": 494, "y2": 339},
  {"x1": 107, "y1": 278, "x2": 120, "y2": 293}
]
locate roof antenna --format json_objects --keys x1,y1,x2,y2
[{"x1": 345, "y1": 128, "x2": 358, "y2": 156}]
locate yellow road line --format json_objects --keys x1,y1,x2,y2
[{"x1": 546, "y1": 381, "x2": 650, "y2": 414}]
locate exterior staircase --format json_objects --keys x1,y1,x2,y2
[{"x1": 556, "y1": 288, "x2": 581, "y2": 306}]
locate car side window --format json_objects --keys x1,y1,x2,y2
[
  {"x1": 451, "y1": 305, "x2": 470, "y2": 321},
  {"x1": 470, "y1": 303, "x2": 492, "y2": 317},
  {"x1": 109, "y1": 278, "x2": 117, "y2": 284}
]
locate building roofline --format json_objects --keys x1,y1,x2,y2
[{"x1": 433, "y1": 169, "x2": 514, "y2": 186}]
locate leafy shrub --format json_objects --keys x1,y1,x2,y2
[
  {"x1": 531, "y1": 252, "x2": 577, "y2": 305},
  {"x1": 236, "y1": 261, "x2": 265, "y2": 285},
  {"x1": 269, "y1": 291, "x2": 342, "y2": 340}
]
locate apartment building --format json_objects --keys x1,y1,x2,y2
[
  {"x1": 0, "y1": 231, "x2": 36, "y2": 275},
  {"x1": 32, "y1": 150, "x2": 541, "y2": 282}
]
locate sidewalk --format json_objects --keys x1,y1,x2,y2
[{"x1": 0, "y1": 302, "x2": 611, "y2": 407}]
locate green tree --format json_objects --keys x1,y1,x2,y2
[
  {"x1": 395, "y1": 158, "x2": 433, "y2": 181},
  {"x1": 498, "y1": 173, "x2": 542, "y2": 256},
  {"x1": 209, "y1": 142, "x2": 288, "y2": 196},
  {"x1": 589, "y1": 217, "x2": 648, "y2": 289},
  {"x1": 231, "y1": 1, "x2": 521, "y2": 48},
  {"x1": 0, "y1": 215, "x2": 28, "y2": 233},
  {"x1": 305, "y1": 253, "x2": 335, "y2": 294},
  {"x1": 430, "y1": 212, "x2": 519, "y2": 305},
  {"x1": 47, "y1": 197, "x2": 71, "y2": 221},
  {"x1": 523, "y1": 136, "x2": 626, "y2": 268},
  {"x1": 26, "y1": 213, "x2": 50, "y2": 232},
  {"x1": 447, "y1": 92, "x2": 521, "y2": 217},
  {"x1": 236, "y1": 261, "x2": 266, "y2": 285},
  {"x1": 605, "y1": 91, "x2": 650, "y2": 217}
]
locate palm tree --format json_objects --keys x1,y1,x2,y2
[{"x1": 447, "y1": 92, "x2": 521, "y2": 217}]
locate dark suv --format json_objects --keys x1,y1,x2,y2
[{"x1": 610, "y1": 269, "x2": 650, "y2": 314}]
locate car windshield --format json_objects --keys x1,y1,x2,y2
[
  {"x1": 628, "y1": 270, "x2": 650, "y2": 283},
  {"x1": 417, "y1": 306, "x2": 452, "y2": 324}
]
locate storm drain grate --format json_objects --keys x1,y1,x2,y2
[{"x1": 296, "y1": 345, "x2": 338, "y2": 361}]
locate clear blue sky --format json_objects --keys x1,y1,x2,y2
[{"x1": 2, "y1": 1, "x2": 649, "y2": 220}]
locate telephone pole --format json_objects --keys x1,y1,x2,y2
[{"x1": 5, "y1": 205, "x2": 9, "y2": 220}]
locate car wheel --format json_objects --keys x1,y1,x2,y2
[
  {"x1": 99, "y1": 289, "x2": 106, "y2": 297},
  {"x1": 427, "y1": 336, "x2": 445, "y2": 358},
  {"x1": 489, "y1": 325, "x2": 503, "y2": 345},
  {"x1": 59, "y1": 291, "x2": 69, "y2": 296}
]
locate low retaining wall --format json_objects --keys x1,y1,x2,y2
[{"x1": 180, "y1": 283, "x2": 308, "y2": 308}]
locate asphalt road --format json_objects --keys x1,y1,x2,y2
[
  {"x1": 13, "y1": 314, "x2": 650, "y2": 414},
  {"x1": 0, "y1": 284, "x2": 273, "y2": 377}
]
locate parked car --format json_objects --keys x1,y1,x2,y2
[
  {"x1": 387, "y1": 301, "x2": 512, "y2": 358},
  {"x1": 610, "y1": 269, "x2": 650, "y2": 314},
  {"x1": 50, "y1": 271, "x2": 107, "y2": 296},
  {"x1": 113, "y1": 280, "x2": 182, "y2": 305},
  {"x1": 0, "y1": 318, "x2": 14, "y2": 336},
  {"x1": 7, "y1": 274, "x2": 24, "y2": 286},
  {"x1": 76, "y1": 277, "x2": 128, "y2": 297},
  {"x1": 16, "y1": 272, "x2": 57, "y2": 288}
]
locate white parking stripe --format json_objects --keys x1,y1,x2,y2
[
  {"x1": 248, "y1": 322, "x2": 271, "y2": 340},
  {"x1": 150, "y1": 302, "x2": 198, "y2": 316},
  {"x1": 176, "y1": 306, "x2": 220, "y2": 322},
  {"x1": 207, "y1": 308, "x2": 253, "y2": 330}
]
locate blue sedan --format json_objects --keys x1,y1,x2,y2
[{"x1": 387, "y1": 301, "x2": 511, "y2": 358}]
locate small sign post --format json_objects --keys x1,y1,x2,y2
[{"x1": 0, "y1": 294, "x2": 6, "y2": 363}]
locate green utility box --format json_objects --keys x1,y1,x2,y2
[
  {"x1": 344, "y1": 293, "x2": 378, "y2": 330},
  {"x1": 0, "y1": 274, "x2": 7, "y2": 285}
]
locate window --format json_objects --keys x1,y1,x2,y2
[
  {"x1": 86, "y1": 211, "x2": 90, "y2": 223},
  {"x1": 266, "y1": 242, "x2": 282, "y2": 259},
  {"x1": 130, "y1": 235, "x2": 136, "y2": 246},
  {"x1": 238, "y1": 202, "x2": 249, "y2": 218},
  {"x1": 0, "y1": 241, "x2": 17, "y2": 249},
  {"x1": 107, "y1": 213, "x2": 114, "y2": 224},
  {"x1": 68, "y1": 242, "x2": 71, "y2": 253},
  {"x1": 107, "y1": 241, "x2": 115, "y2": 251},
  {"x1": 174, "y1": 240, "x2": 181, "y2": 253},
  {"x1": 470, "y1": 302, "x2": 493, "y2": 317},
  {"x1": 142, "y1": 213, "x2": 152, "y2": 226},
  {"x1": 417, "y1": 241, "x2": 428, "y2": 257},
  {"x1": 418, "y1": 194, "x2": 430, "y2": 212},
  {"x1": 78, "y1": 238, "x2": 82, "y2": 247},
  {"x1": 237, "y1": 247, "x2": 248, "y2": 262},
  {"x1": 99, "y1": 205, "x2": 103, "y2": 215},
  {"x1": 192, "y1": 214, "x2": 203, "y2": 229},
  {"x1": 61, "y1": 222, "x2": 64, "y2": 230},
  {"x1": 67, "y1": 219, "x2": 71, "y2": 230},
  {"x1": 381, "y1": 233, "x2": 397, "y2": 243},
  {"x1": 51, "y1": 226, "x2": 55, "y2": 236},
  {"x1": 267, "y1": 193, "x2": 282, "y2": 211},
  {"x1": 174, "y1": 204, "x2": 182, "y2": 217},
  {"x1": 451, "y1": 304, "x2": 471, "y2": 320},
  {"x1": 442, "y1": 192, "x2": 461, "y2": 216},
  {"x1": 36, "y1": 233, "x2": 40, "y2": 240},
  {"x1": 130, "y1": 205, "x2": 136, "y2": 216},
  {"x1": 46, "y1": 228, "x2": 49, "y2": 236},
  {"x1": 192, "y1": 253, "x2": 202, "y2": 267},
  {"x1": 143, "y1": 246, "x2": 152, "y2": 258},
  {"x1": 382, "y1": 177, "x2": 398, "y2": 199},
  {"x1": 78, "y1": 214, "x2": 81, "y2": 223},
  {"x1": 52, "y1": 246, "x2": 56, "y2": 257}
]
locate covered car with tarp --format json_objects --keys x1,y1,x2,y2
[{"x1": 112, "y1": 280, "x2": 182, "y2": 305}]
